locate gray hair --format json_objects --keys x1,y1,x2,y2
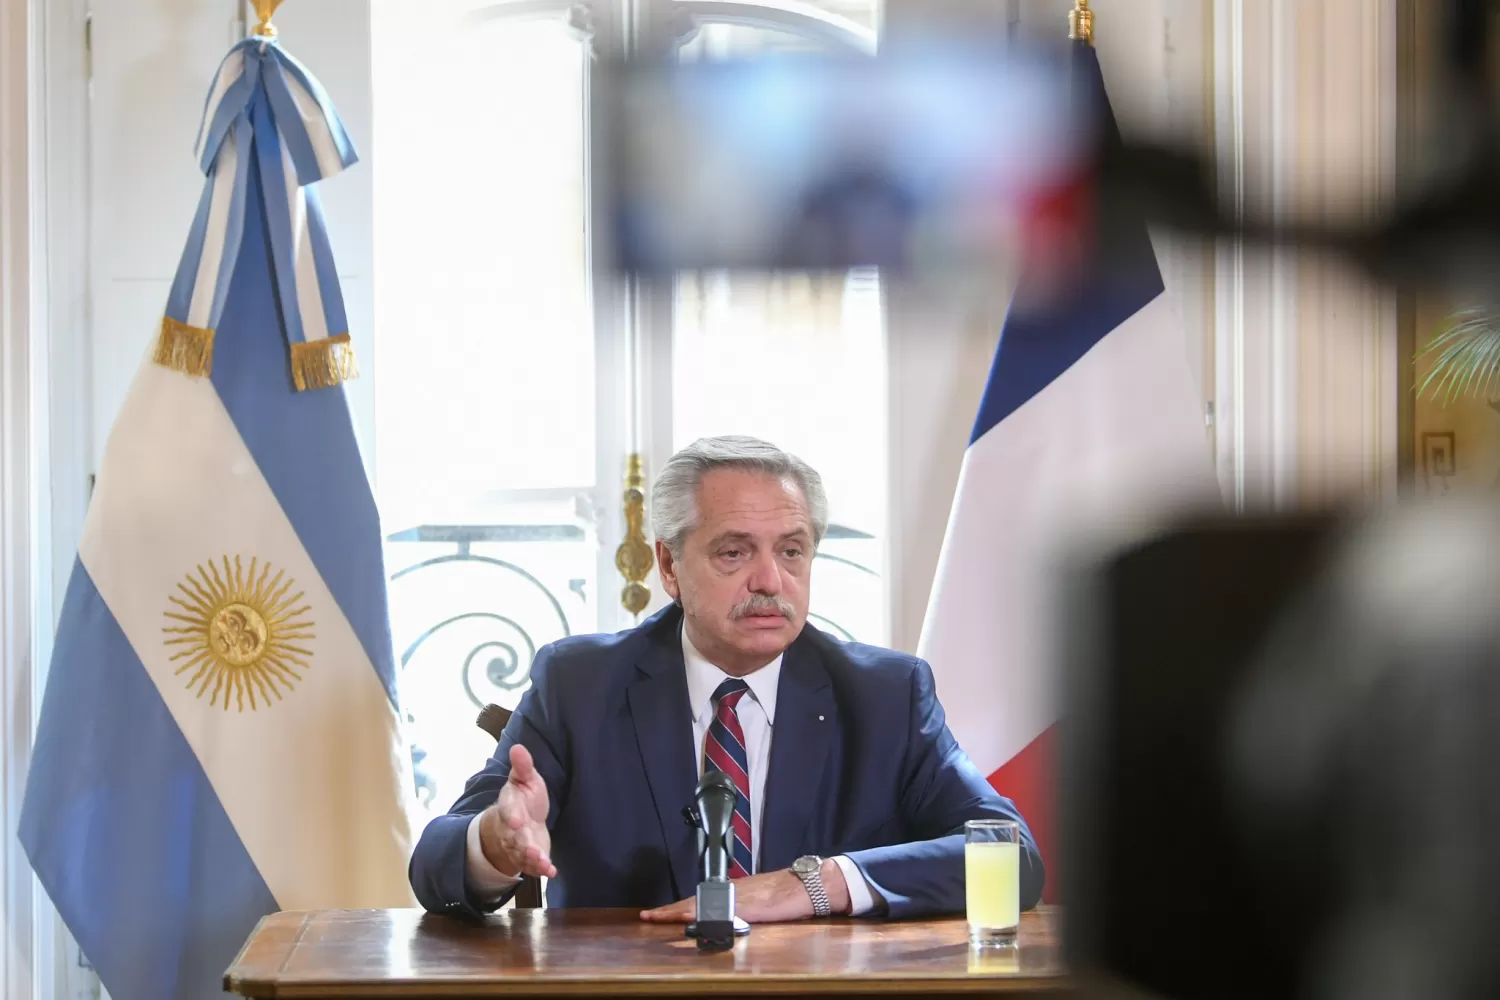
[{"x1": 650, "y1": 435, "x2": 829, "y2": 556}]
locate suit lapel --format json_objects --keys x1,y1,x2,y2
[
  {"x1": 761, "y1": 634, "x2": 836, "y2": 872},
  {"x1": 626, "y1": 609, "x2": 700, "y2": 900}
]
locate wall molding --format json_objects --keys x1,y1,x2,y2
[
  {"x1": 1393, "y1": 0, "x2": 1419, "y2": 493},
  {"x1": 1214, "y1": 0, "x2": 1399, "y2": 509},
  {"x1": 1293, "y1": 0, "x2": 1399, "y2": 505},
  {"x1": 0, "y1": 0, "x2": 41, "y2": 996},
  {"x1": 11, "y1": 0, "x2": 95, "y2": 997},
  {"x1": 1213, "y1": 0, "x2": 1300, "y2": 508}
]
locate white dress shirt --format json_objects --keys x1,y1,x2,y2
[{"x1": 466, "y1": 628, "x2": 879, "y2": 914}]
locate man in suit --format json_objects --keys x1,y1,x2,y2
[{"x1": 410, "y1": 435, "x2": 1044, "y2": 922}]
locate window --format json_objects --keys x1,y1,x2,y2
[
  {"x1": 372, "y1": 0, "x2": 885, "y2": 824},
  {"x1": 373, "y1": 10, "x2": 594, "y2": 503},
  {"x1": 373, "y1": 1, "x2": 600, "y2": 820}
]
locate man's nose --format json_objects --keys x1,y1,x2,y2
[{"x1": 746, "y1": 549, "x2": 783, "y2": 595}]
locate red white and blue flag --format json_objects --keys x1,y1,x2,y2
[{"x1": 918, "y1": 43, "x2": 1217, "y2": 903}]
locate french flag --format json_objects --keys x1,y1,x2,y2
[{"x1": 918, "y1": 42, "x2": 1217, "y2": 904}]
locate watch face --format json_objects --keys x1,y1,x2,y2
[{"x1": 792, "y1": 856, "x2": 820, "y2": 875}]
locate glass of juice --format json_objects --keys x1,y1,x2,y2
[{"x1": 964, "y1": 819, "x2": 1020, "y2": 947}]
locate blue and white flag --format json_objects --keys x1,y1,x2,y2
[
  {"x1": 20, "y1": 36, "x2": 415, "y2": 1000},
  {"x1": 918, "y1": 41, "x2": 1218, "y2": 902}
]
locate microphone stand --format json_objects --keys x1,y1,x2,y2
[{"x1": 683, "y1": 773, "x2": 751, "y2": 952}]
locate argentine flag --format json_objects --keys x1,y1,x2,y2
[
  {"x1": 20, "y1": 37, "x2": 415, "y2": 1000},
  {"x1": 918, "y1": 39, "x2": 1218, "y2": 903}
]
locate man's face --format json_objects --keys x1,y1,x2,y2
[{"x1": 657, "y1": 468, "x2": 814, "y2": 675}]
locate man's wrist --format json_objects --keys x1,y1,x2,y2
[
  {"x1": 830, "y1": 855, "x2": 879, "y2": 916},
  {"x1": 819, "y1": 857, "x2": 852, "y2": 915},
  {"x1": 465, "y1": 812, "x2": 523, "y2": 902}
]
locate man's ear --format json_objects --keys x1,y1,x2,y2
[{"x1": 656, "y1": 540, "x2": 680, "y2": 601}]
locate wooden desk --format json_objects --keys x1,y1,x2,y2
[{"x1": 225, "y1": 907, "x2": 1068, "y2": 998}]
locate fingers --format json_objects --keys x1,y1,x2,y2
[
  {"x1": 517, "y1": 844, "x2": 558, "y2": 880},
  {"x1": 639, "y1": 897, "x2": 696, "y2": 923},
  {"x1": 508, "y1": 743, "x2": 537, "y2": 783},
  {"x1": 499, "y1": 829, "x2": 556, "y2": 879},
  {"x1": 498, "y1": 814, "x2": 556, "y2": 878},
  {"x1": 644, "y1": 871, "x2": 810, "y2": 925},
  {"x1": 508, "y1": 839, "x2": 552, "y2": 877}
]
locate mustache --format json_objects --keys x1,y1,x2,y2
[{"x1": 729, "y1": 595, "x2": 795, "y2": 619}]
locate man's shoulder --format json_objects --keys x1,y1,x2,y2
[
  {"x1": 536, "y1": 626, "x2": 651, "y2": 680},
  {"x1": 529, "y1": 605, "x2": 682, "y2": 688},
  {"x1": 801, "y1": 628, "x2": 927, "y2": 686}
]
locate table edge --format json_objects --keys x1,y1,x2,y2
[
  {"x1": 223, "y1": 911, "x2": 314, "y2": 993},
  {"x1": 223, "y1": 909, "x2": 1069, "y2": 998},
  {"x1": 224, "y1": 972, "x2": 1073, "y2": 999}
]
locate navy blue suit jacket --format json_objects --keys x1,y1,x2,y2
[{"x1": 409, "y1": 605, "x2": 1045, "y2": 919}]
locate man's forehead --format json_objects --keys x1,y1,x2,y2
[
  {"x1": 697, "y1": 469, "x2": 808, "y2": 512},
  {"x1": 703, "y1": 509, "x2": 813, "y2": 536},
  {"x1": 693, "y1": 472, "x2": 811, "y2": 536}
]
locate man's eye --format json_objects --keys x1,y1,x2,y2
[
  {"x1": 721, "y1": 549, "x2": 742, "y2": 559},
  {"x1": 783, "y1": 548, "x2": 803, "y2": 559}
]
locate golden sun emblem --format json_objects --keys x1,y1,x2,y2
[{"x1": 162, "y1": 556, "x2": 315, "y2": 711}]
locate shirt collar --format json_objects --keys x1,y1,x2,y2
[{"x1": 682, "y1": 624, "x2": 781, "y2": 726}]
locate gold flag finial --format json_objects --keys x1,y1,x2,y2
[
  {"x1": 1069, "y1": 0, "x2": 1094, "y2": 45},
  {"x1": 252, "y1": 0, "x2": 285, "y2": 38}
]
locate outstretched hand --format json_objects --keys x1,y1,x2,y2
[{"x1": 477, "y1": 744, "x2": 556, "y2": 879}]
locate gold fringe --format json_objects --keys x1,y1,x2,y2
[
  {"x1": 153, "y1": 317, "x2": 215, "y2": 378},
  {"x1": 290, "y1": 333, "x2": 359, "y2": 392}
]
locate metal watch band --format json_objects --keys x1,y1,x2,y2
[{"x1": 797, "y1": 861, "x2": 832, "y2": 917}]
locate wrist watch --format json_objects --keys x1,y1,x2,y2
[{"x1": 791, "y1": 855, "x2": 832, "y2": 917}]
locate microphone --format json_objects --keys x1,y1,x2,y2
[
  {"x1": 695, "y1": 770, "x2": 737, "y2": 883},
  {"x1": 683, "y1": 771, "x2": 750, "y2": 951}
]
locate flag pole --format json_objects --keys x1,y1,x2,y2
[
  {"x1": 252, "y1": 0, "x2": 285, "y2": 39},
  {"x1": 1069, "y1": 0, "x2": 1094, "y2": 45}
]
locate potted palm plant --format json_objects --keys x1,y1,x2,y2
[{"x1": 1420, "y1": 306, "x2": 1500, "y2": 403}]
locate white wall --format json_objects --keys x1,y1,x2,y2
[{"x1": 87, "y1": 0, "x2": 231, "y2": 474}]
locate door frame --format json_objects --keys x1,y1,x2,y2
[{"x1": 5, "y1": 0, "x2": 93, "y2": 996}]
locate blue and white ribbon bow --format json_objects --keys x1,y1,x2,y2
[{"x1": 155, "y1": 36, "x2": 358, "y2": 390}]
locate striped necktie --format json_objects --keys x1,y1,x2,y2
[{"x1": 704, "y1": 678, "x2": 754, "y2": 879}]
